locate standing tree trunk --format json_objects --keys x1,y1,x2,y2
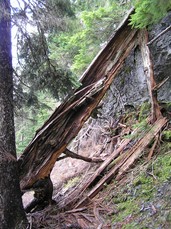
[{"x1": 0, "y1": 1, "x2": 28, "y2": 228}]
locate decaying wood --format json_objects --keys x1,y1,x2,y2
[
  {"x1": 18, "y1": 9, "x2": 139, "y2": 190},
  {"x1": 76, "y1": 138, "x2": 131, "y2": 197},
  {"x1": 57, "y1": 148, "x2": 103, "y2": 163},
  {"x1": 147, "y1": 133, "x2": 159, "y2": 161},
  {"x1": 17, "y1": 10, "x2": 167, "y2": 216},
  {"x1": 75, "y1": 117, "x2": 167, "y2": 208},
  {"x1": 115, "y1": 117, "x2": 167, "y2": 180},
  {"x1": 139, "y1": 30, "x2": 162, "y2": 123}
]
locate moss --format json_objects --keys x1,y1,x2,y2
[
  {"x1": 63, "y1": 176, "x2": 80, "y2": 189},
  {"x1": 124, "y1": 119, "x2": 149, "y2": 141},
  {"x1": 133, "y1": 174, "x2": 150, "y2": 186},
  {"x1": 123, "y1": 222, "x2": 141, "y2": 229},
  {"x1": 124, "y1": 66, "x2": 132, "y2": 74},
  {"x1": 166, "y1": 212, "x2": 171, "y2": 222},
  {"x1": 102, "y1": 104, "x2": 171, "y2": 227},
  {"x1": 152, "y1": 153, "x2": 171, "y2": 182},
  {"x1": 133, "y1": 174, "x2": 155, "y2": 200},
  {"x1": 112, "y1": 200, "x2": 139, "y2": 223},
  {"x1": 110, "y1": 152, "x2": 171, "y2": 226},
  {"x1": 138, "y1": 102, "x2": 150, "y2": 122},
  {"x1": 162, "y1": 130, "x2": 171, "y2": 142},
  {"x1": 112, "y1": 195, "x2": 128, "y2": 204},
  {"x1": 160, "y1": 142, "x2": 171, "y2": 153},
  {"x1": 161, "y1": 101, "x2": 171, "y2": 111}
]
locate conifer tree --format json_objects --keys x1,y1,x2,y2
[
  {"x1": 0, "y1": 0, "x2": 28, "y2": 227},
  {"x1": 130, "y1": 0, "x2": 171, "y2": 28}
]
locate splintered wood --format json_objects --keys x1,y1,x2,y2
[
  {"x1": 18, "y1": 9, "x2": 139, "y2": 190},
  {"x1": 18, "y1": 8, "x2": 168, "y2": 217},
  {"x1": 139, "y1": 30, "x2": 162, "y2": 123},
  {"x1": 75, "y1": 117, "x2": 167, "y2": 208}
]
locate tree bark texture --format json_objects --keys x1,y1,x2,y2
[
  {"x1": 18, "y1": 9, "x2": 140, "y2": 190},
  {"x1": 139, "y1": 29, "x2": 162, "y2": 123},
  {"x1": 0, "y1": 1, "x2": 28, "y2": 228}
]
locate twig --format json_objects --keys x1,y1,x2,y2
[
  {"x1": 148, "y1": 24, "x2": 171, "y2": 45},
  {"x1": 64, "y1": 207, "x2": 87, "y2": 214},
  {"x1": 152, "y1": 77, "x2": 170, "y2": 91},
  {"x1": 147, "y1": 134, "x2": 159, "y2": 161}
]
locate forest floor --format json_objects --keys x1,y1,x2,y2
[{"x1": 23, "y1": 103, "x2": 171, "y2": 229}]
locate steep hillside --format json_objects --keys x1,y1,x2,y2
[
  {"x1": 23, "y1": 12, "x2": 171, "y2": 229},
  {"x1": 24, "y1": 102, "x2": 170, "y2": 228}
]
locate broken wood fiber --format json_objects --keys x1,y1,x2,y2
[
  {"x1": 75, "y1": 117, "x2": 167, "y2": 208},
  {"x1": 18, "y1": 9, "x2": 139, "y2": 190}
]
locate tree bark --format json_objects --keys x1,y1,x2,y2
[{"x1": 0, "y1": 1, "x2": 28, "y2": 228}]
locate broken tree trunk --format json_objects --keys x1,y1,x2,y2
[
  {"x1": 18, "y1": 9, "x2": 139, "y2": 190},
  {"x1": 139, "y1": 29, "x2": 162, "y2": 123}
]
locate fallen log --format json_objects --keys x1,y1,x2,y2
[
  {"x1": 18, "y1": 9, "x2": 140, "y2": 190},
  {"x1": 75, "y1": 117, "x2": 167, "y2": 208},
  {"x1": 76, "y1": 138, "x2": 132, "y2": 197},
  {"x1": 115, "y1": 117, "x2": 167, "y2": 180}
]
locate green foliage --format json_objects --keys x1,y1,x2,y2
[
  {"x1": 72, "y1": 0, "x2": 118, "y2": 12},
  {"x1": 18, "y1": 32, "x2": 78, "y2": 100},
  {"x1": 15, "y1": 93, "x2": 57, "y2": 155},
  {"x1": 162, "y1": 130, "x2": 171, "y2": 141},
  {"x1": 13, "y1": 0, "x2": 78, "y2": 103},
  {"x1": 15, "y1": 0, "x2": 132, "y2": 156},
  {"x1": 49, "y1": 1, "x2": 131, "y2": 76},
  {"x1": 130, "y1": 0, "x2": 171, "y2": 28}
]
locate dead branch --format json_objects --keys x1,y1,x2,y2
[
  {"x1": 147, "y1": 133, "x2": 159, "y2": 161},
  {"x1": 140, "y1": 29, "x2": 162, "y2": 123},
  {"x1": 147, "y1": 24, "x2": 171, "y2": 45},
  {"x1": 116, "y1": 117, "x2": 167, "y2": 180},
  {"x1": 58, "y1": 148, "x2": 103, "y2": 163},
  {"x1": 152, "y1": 77, "x2": 170, "y2": 91},
  {"x1": 74, "y1": 139, "x2": 132, "y2": 208},
  {"x1": 75, "y1": 117, "x2": 167, "y2": 208}
]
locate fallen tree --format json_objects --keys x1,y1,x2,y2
[
  {"x1": 18, "y1": 9, "x2": 139, "y2": 191},
  {"x1": 18, "y1": 8, "x2": 168, "y2": 216}
]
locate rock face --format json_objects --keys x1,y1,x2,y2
[
  {"x1": 149, "y1": 11, "x2": 171, "y2": 102},
  {"x1": 100, "y1": 12, "x2": 171, "y2": 117},
  {"x1": 72, "y1": 12, "x2": 171, "y2": 157}
]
